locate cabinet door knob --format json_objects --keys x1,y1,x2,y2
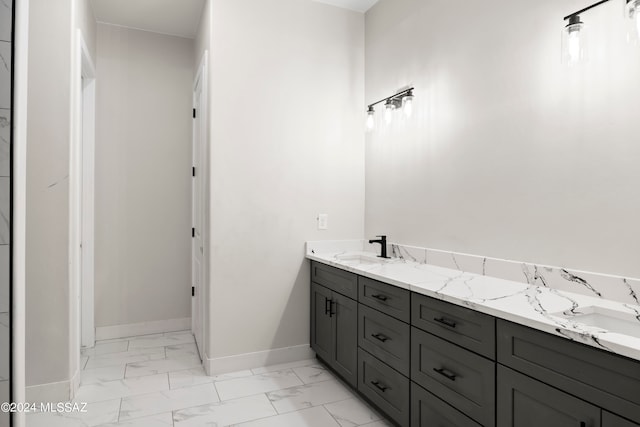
[
  {"x1": 329, "y1": 300, "x2": 336, "y2": 317},
  {"x1": 324, "y1": 297, "x2": 331, "y2": 315},
  {"x1": 433, "y1": 367, "x2": 457, "y2": 381}
]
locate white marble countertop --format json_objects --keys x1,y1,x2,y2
[{"x1": 306, "y1": 241, "x2": 640, "y2": 362}]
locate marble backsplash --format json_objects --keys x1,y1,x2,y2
[{"x1": 389, "y1": 243, "x2": 640, "y2": 307}]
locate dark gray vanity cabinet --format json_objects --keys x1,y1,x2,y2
[
  {"x1": 412, "y1": 327, "x2": 495, "y2": 426},
  {"x1": 358, "y1": 347, "x2": 410, "y2": 426},
  {"x1": 411, "y1": 382, "x2": 482, "y2": 427},
  {"x1": 412, "y1": 293, "x2": 495, "y2": 359},
  {"x1": 309, "y1": 260, "x2": 640, "y2": 427},
  {"x1": 497, "y1": 320, "x2": 640, "y2": 427},
  {"x1": 411, "y1": 295, "x2": 497, "y2": 427},
  {"x1": 497, "y1": 365, "x2": 601, "y2": 427},
  {"x1": 310, "y1": 283, "x2": 334, "y2": 362},
  {"x1": 603, "y1": 412, "x2": 640, "y2": 427},
  {"x1": 310, "y1": 263, "x2": 358, "y2": 387},
  {"x1": 357, "y1": 277, "x2": 412, "y2": 427}
]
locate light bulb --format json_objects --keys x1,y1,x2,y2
[
  {"x1": 365, "y1": 107, "x2": 375, "y2": 131},
  {"x1": 384, "y1": 102, "x2": 395, "y2": 125},
  {"x1": 568, "y1": 30, "x2": 581, "y2": 63},
  {"x1": 624, "y1": 0, "x2": 640, "y2": 43},
  {"x1": 562, "y1": 15, "x2": 584, "y2": 65},
  {"x1": 402, "y1": 92, "x2": 414, "y2": 118}
]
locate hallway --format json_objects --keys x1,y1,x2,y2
[{"x1": 26, "y1": 332, "x2": 390, "y2": 427}]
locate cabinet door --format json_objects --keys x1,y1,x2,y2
[
  {"x1": 603, "y1": 412, "x2": 640, "y2": 427},
  {"x1": 497, "y1": 365, "x2": 601, "y2": 427},
  {"x1": 311, "y1": 283, "x2": 333, "y2": 363},
  {"x1": 411, "y1": 382, "x2": 482, "y2": 427},
  {"x1": 332, "y1": 292, "x2": 358, "y2": 387}
]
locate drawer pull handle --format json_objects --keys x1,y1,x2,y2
[
  {"x1": 433, "y1": 317, "x2": 457, "y2": 328},
  {"x1": 371, "y1": 380, "x2": 389, "y2": 392},
  {"x1": 371, "y1": 294, "x2": 388, "y2": 302},
  {"x1": 371, "y1": 333, "x2": 390, "y2": 343},
  {"x1": 433, "y1": 368, "x2": 457, "y2": 381},
  {"x1": 579, "y1": 423, "x2": 586, "y2": 427}
]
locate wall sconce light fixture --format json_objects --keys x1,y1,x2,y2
[
  {"x1": 626, "y1": 0, "x2": 640, "y2": 42},
  {"x1": 562, "y1": 14, "x2": 586, "y2": 65},
  {"x1": 562, "y1": 0, "x2": 639, "y2": 64},
  {"x1": 365, "y1": 87, "x2": 414, "y2": 131}
]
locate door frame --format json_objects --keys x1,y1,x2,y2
[
  {"x1": 70, "y1": 29, "x2": 96, "y2": 373},
  {"x1": 80, "y1": 37, "x2": 96, "y2": 350},
  {"x1": 12, "y1": 0, "x2": 30, "y2": 423},
  {"x1": 191, "y1": 51, "x2": 208, "y2": 361}
]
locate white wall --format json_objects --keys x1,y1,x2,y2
[
  {"x1": 365, "y1": 0, "x2": 640, "y2": 278},
  {"x1": 206, "y1": 0, "x2": 365, "y2": 364},
  {"x1": 24, "y1": 0, "x2": 96, "y2": 395},
  {"x1": 25, "y1": 0, "x2": 73, "y2": 389},
  {"x1": 94, "y1": 24, "x2": 193, "y2": 328}
]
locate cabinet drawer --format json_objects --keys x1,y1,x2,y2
[
  {"x1": 358, "y1": 348, "x2": 410, "y2": 427},
  {"x1": 411, "y1": 382, "x2": 482, "y2": 427},
  {"x1": 412, "y1": 293, "x2": 495, "y2": 359},
  {"x1": 359, "y1": 304, "x2": 410, "y2": 377},
  {"x1": 497, "y1": 319, "x2": 640, "y2": 424},
  {"x1": 603, "y1": 412, "x2": 640, "y2": 427},
  {"x1": 497, "y1": 365, "x2": 600, "y2": 427},
  {"x1": 359, "y1": 276, "x2": 410, "y2": 323},
  {"x1": 411, "y1": 327, "x2": 495, "y2": 427},
  {"x1": 311, "y1": 261, "x2": 357, "y2": 299}
]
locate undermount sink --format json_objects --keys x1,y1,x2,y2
[
  {"x1": 335, "y1": 252, "x2": 389, "y2": 265},
  {"x1": 552, "y1": 306, "x2": 640, "y2": 339}
]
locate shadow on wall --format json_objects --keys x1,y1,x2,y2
[{"x1": 266, "y1": 255, "x2": 312, "y2": 367}]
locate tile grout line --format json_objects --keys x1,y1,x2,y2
[
  {"x1": 116, "y1": 397, "x2": 123, "y2": 423},
  {"x1": 214, "y1": 369, "x2": 303, "y2": 402},
  {"x1": 289, "y1": 368, "x2": 307, "y2": 386},
  {"x1": 210, "y1": 379, "x2": 221, "y2": 403},
  {"x1": 85, "y1": 355, "x2": 200, "y2": 385},
  {"x1": 319, "y1": 404, "x2": 343, "y2": 427},
  {"x1": 265, "y1": 391, "x2": 279, "y2": 416},
  {"x1": 113, "y1": 383, "x2": 218, "y2": 425}
]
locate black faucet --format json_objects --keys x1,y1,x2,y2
[{"x1": 369, "y1": 235, "x2": 389, "y2": 259}]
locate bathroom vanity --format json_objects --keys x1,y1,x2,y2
[{"x1": 307, "y1": 246, "x2": 640, "y2": 427}]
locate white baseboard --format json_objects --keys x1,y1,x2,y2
[
  {"x1": 95, "y1": 317, "x2": 191, "y2": 341},
  {"x1": 26, "y1": 380, "x2": 70, "y2": 403},
  {"x1": 204, "y1": 344, "x2": 315, "y2": 375}
]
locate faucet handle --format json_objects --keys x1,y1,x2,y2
[{"x1": 376, "y1": 235, "x2": 386, "y2": 239}]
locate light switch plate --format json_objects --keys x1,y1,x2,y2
[{"x1": 318, "y1": 214, "x2": 328, "y2": 230}]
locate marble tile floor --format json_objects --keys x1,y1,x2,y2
[{"x1": 27, "y1": 331, "x2": 392, "y2": 427}]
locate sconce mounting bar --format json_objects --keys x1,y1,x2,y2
[
  {"x1": 564, "y1": 0, "x2": 612, "y2": 21},
  {"x1": 367, "y1": 87, "x2": 414, "y2": 109}
]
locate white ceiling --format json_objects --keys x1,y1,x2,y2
[
  {"x1": 91, "y1": 0, "x2": 206, "y2": 39},
  {"x1": 90, "y1": 0, "x2": 378, "y2": 39},
  {"x1": 312, "y1": 0, "x2": 379, "y2": 13}
]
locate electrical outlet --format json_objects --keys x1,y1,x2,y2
[{"x1": 317, "y1": 214, "x2": 328, "y2": 230}]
